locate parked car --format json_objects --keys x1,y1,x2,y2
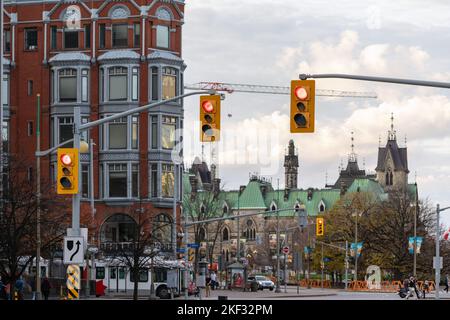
[{"x1": 248, "y1": 276, "x2": 275, "y2": 291}]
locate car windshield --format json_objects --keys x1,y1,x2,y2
[{"x1": 255, "y1": 276, "x2": 267, "y2": 281}]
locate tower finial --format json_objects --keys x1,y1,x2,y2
[
  {"x1": 404, "y1": 135, "x2": 407, "y2": 147},
  {"x1": 379, "y1": 135, "x2": 381, "y2": 147},
  {"x1": 325, "y1": 169, "x2": 328, "y2": 186},
  {"x1": 349, "y1": 131, "x2": 357, "y2": 162},
  {"x1": 388, "y1": 112, "x2": 397, "y2": 140}
]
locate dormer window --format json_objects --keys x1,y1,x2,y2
[
  {"x1": 223, "y1": 204, "x2": 228, "y2": 214},
  {"x1": 318, "y1": 200, "x2": 326, "y2": 213}
]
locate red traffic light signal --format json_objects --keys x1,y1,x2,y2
[
  {"x1": 290, "y1": 80, "x2": 315, "y2": 133},
  {"x1": 200, "y1": 95, "x2": 221, "y2": 142}
]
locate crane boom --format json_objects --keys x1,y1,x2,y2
[{"x1": 185, "y1": 82, "x2": 377, "y2": 98}]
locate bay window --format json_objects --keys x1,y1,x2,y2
[
  {"x1": 162, "y1": 67, "x2": 176, "y2": 100},
  {"x1": 150, "y1": 163, "x2": 158, "y2": 198},
  {"x1": 109, "y1": 117, "x2": 127, "y2": 149},
  {"x1": 151, "y1": 67, "x2": 159, "y2": 101},
  {"x1": 109, "y1": 164, "x2": 127, "y2": 198},
  {"x1": 109, "y1": 67, "x2": 128, "y2": 101},
  {"x1": 59, "y1": 69, "x2": 77, "y2": 102},
  {"x1": 106, "y1": 163, "x2": 139, "y2": 199},
  {"x1": 161, "y1": 116, "x2": 176, "y2": 150},
  {"x1": 132, "y1": 67, "x2": 139, "y2": 101},
  {"x1": 161, "y1": 163, "x2": 174, "y2": 198}
]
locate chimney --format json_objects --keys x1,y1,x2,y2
[{"x1": 307, "y1": 188, "x2": 313, "y2": 201}]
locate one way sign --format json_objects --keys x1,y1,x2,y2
[{"x1": 64, "y1": 236, "x2": 85, "y2": 265}]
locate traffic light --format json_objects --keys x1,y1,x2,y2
[
  {"x1": 316, "y1": 217, "x2": 324, "y2": 236},
  {"x1": 290, "y1": 80, "x2": 315, "y2": 133},
  {"x1": 200, "y1": 95, "x2": 221, "y2": 142},
  {"x1": 57, "y1": 148, "x2": 79, "y2": 195},
  {"x1": 188, "y1": 248, "x2": 195, "y2": 262}
]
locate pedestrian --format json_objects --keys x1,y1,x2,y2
[
  {"x1": 210, "y1": 271, "x2": 217, "y2": 290},
  {"x1": 28, "y1": 276, "x2": 36, "y2": 300},
  {"x1": 205, "y1": 278, "x2": 211, "y2": 297},
  {"x1": 5, "y1": 282, "x2": 11, "y2": 300},
  {"x1": 41, "y1": 277, "x2": 51, "y2": 300},
  {"x1": 444, "y1": 275, "x2": 449, "y2": 293},
  {"x1": 0, "y1": 277, "x2": 5, "y2": 300},
  {"x1": 14, "y1": 276, "x2": 25, "y2": 300}
]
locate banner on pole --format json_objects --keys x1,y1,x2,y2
[
  {"x1": 408, "y1": 237, "x2": 423, "y2": 254},
  {"x1": 350, "y1": 242, "x2": 363, "y2": 258}
]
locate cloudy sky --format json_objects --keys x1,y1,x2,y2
[{"x1": 181, "y1": 0, "x2": 450, "y2": 226}]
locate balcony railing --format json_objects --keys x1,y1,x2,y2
[{"x1": 99, "y1": 241, "x2": 173, "y2": 254}]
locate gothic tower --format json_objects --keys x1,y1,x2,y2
[
  {"x1": 284, "y1": 140, "x2": 299, "y2": 189},
  {"x1": 375, "y1": 114, "x2": 409, "y2": 191}
]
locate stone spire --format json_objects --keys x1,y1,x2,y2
[
  {"x1": 284, "y1": 140, "x2": 299, "y2": 189},
  {"x1": 348, "y1": 131, "x2": 357, "y2": 163},
  {"x1": 388, "y1": 112, "x2": 397, "y2": 141}
]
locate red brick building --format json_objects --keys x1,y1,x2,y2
[{"x1": 3, "y1": 0, "x2": 186, "y2": 256}]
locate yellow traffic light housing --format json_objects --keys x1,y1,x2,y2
[
  {"x1": 188, "y1": 248, "x2": 195, "y2": 262},
  {"x1": 316, "y1": 217, "x2": 324, "y2": 236},
  {"x1": 290, "y1": 80, "x2": 315, "y2": 133},
  {"x1": 200, "y1": 95, "x2": 221, "y2": 142},
  {"x1": 57, "y1": 148, "x2": 79, "y2": 195}
]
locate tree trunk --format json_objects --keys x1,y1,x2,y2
[{"x1": 133, "y1": 267, "x2": 139, "y2": 301}]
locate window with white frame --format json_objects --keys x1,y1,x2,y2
[
  {"x1": 107, "y1": 163, "x2": 139, "y2": 199},
  {"x1": 56, "y1": 117, "x2": 88, "y2": 147},
  {"x1": 161, "y1": 163, "x2": 174, "y2": 198},
  {"x1": 108, "y1": 163, "x2": 127, "y2": 198},
  {"x1": 109, "y1": 117, "x2": 127, "y2": 150},
  {"x1": 2, "y1": 75, "x2": 9, "y2": 106},
  {"x1": 162, "y1": 67, "x2": 177, "y2": 100},
  {"x1": 109, "y1": 67, "x2": 128, "y2": 101},
  {"x1": 101, "y1": 115, "x2": 138, "y2": 150},
  {"x1": 131, "y1": 67, "x2": 139, "y2": 101},
  {"x1": 150, "y1": 163, "x2": 158, "y2": 198},
  {"x1": 156, "y1": 25, "x2": 169, "y2": 48},
  {"x1": 81, "y1": 70, "x2": 89, "y2": 102},
  {"x1": 161, "y1": 116, "x2": 176, "y2": 150},
  {"x1": 151, "y1": 67, "x2": 159, "y2": 101},
  {"x1": 59, "y1": 69, "x2": 77, "y2": 102},
  {"x1": 112, "y1": 24, "x2": 128, "y2": 48}
]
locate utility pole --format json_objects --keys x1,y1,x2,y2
[
  {"x1": 35, "y1": 94, "x2": 41, "y2": 300},
  {"x1": 435, "y1": 204, "x2": 440, "y2": 300},
  {"x1": 413, "y1": 182, "x2": 418, "y2": 277},
  {"x1": 354, "y1": 210, "x2": 358, "y2": 281},
  {"x1": 275, "y1": 179, "x2": 281, "y2": 293},
  {"x1": 321, "y1": 242, "x2": 324, "y2": 290}
]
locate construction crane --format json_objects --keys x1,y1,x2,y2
[{"x1": 184, "y1": 82, "x2": 378, "y2": 98}]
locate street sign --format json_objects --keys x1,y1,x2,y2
[
  {"x1": 188, "y1": 243, "x2": 199, "y2": 249},
  {"x1": 67, "y1": 228, "x2": 88, "y2": 253},
  {"x1": 433, "y1": 256, "x2": 443, "y2": 269},
  {"x1": 282, "y1": 246, "x2": 289, "y2": 254},
  {"x1": 177, "y1": 248, "x2": 186, "y2": 253},
  {"x1": 64, "y1": 236, "x2": 85, "y2": 265}
]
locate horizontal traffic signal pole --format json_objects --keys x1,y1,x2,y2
[
  {"x1": 185, "y1": 207, "x2": 302, "y2": 227},
  {"x1": 79, "y1": 90, "x2": 216, "y2": 132},
  {"x1": 299, "y1": 73, "x2": 450, "y2": 89}
]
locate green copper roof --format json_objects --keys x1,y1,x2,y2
[{"x1": 232, "y1": 180, "x2": 267, "y2": 209}]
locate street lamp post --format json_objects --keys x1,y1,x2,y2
[
  {"x1": 354, "y1": 210, "x2": 358, "y2": 281},
  {"x1": 275, "y1": 206, "x2": 281, "y2": 293},
  {"x1": 413, "y1": 183, "x2": 418, "y2": 277}
]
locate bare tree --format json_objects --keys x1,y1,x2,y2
[
  {"x1": 0, "y1": 155, "x2": 69, "y2": 288},
  {"x1": 183, "y1": 190, "x2": 223, "y2": 275}
]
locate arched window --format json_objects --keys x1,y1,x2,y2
[
  {"x1": 386, "y1": 168, "x2": 393, "y2": 186},
  {"x1": 100, "y1": 214, "x2": 137, "y2": 243},
  {"x1": 223, "y1": 205, "x2": 228, "y2": 214},
  {"x1": 153, "y1": 214, "x2": 172, "y2": 244},
  {"x1": 245, "y1": 220, "x2": 256, "y2": 241},
  {"x1": 222, "y1": 228, "x2": 229, "y2": 241}
]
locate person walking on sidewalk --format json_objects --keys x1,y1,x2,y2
[
  {"x1": 444, "y1": 275, "x2": 449, "y2": 293},
  {"x1": 41, "y1": 277, "x2": 51, "y2": 300}
]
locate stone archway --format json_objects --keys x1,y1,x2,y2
[{"x1": 100, "y1": 213, "x2": 137, "y2": 244}]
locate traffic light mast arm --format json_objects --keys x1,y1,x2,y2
[
  {"x1": 315, "y1": 239, "x2": 346, "y2": 252},
  {"x1": 35, "y1": 138, "x2": 74, "y2": 157},
  {"x1": 300, "y1": 73, "x2": 450, "y2": 89},
  {"x1": 79, "y1": 90, "x2": 216, "y2": 132},
  {"x1": 185, "y1": 208, "x2": 297, "y2": 227}
]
